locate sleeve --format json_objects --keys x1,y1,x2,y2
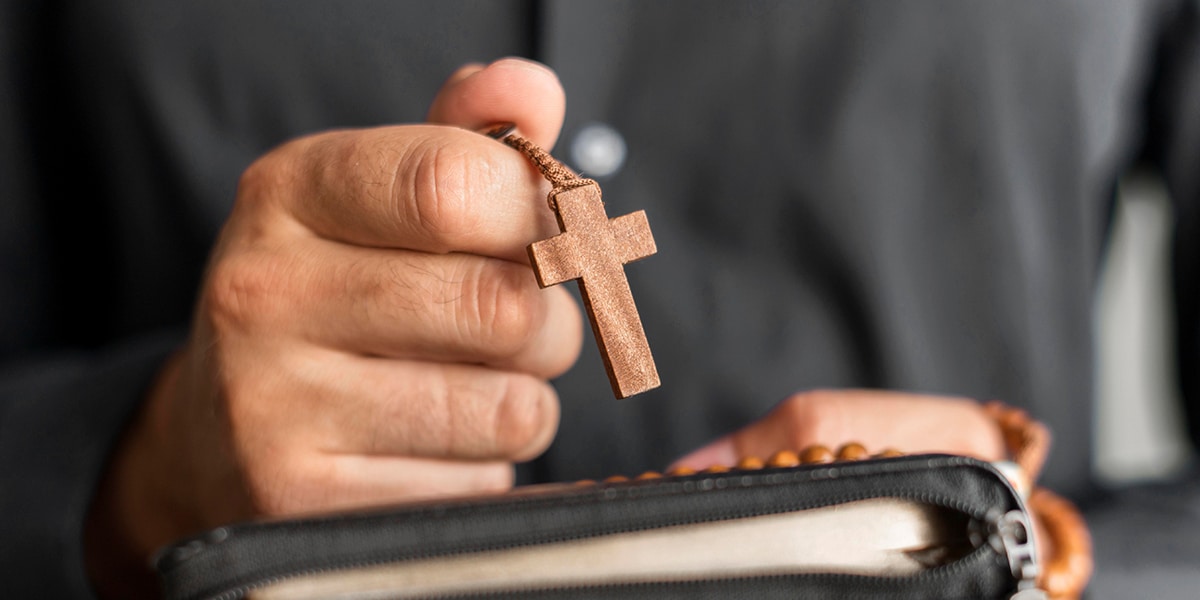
[{"x1": 0, "y1": 334, "x2": 181, "y2": 597}]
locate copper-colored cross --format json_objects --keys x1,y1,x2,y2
[{"x1": 528, "y1": 183, "x2": 660, "y2": 398}]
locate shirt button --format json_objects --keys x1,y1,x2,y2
[{"x1": 570, "y1": 122, "x2": 627, "y2": 179}]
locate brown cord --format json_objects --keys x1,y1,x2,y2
[
  {"x1": 486, "y1": 124, "x2": 597, "y2": 211},
  {"x1": 984, "y1": 400, "x2": 1051, "y2": 482}
]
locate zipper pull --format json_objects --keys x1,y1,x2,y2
[{"x1": 989, "y1": 509, "x2": 1047, "y2": 600}]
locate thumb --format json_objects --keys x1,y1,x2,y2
[{"x1": 427, "y1": 57, "x2": 566, "y2": 149}]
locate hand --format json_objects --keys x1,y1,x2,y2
[
  {"x1": 671, "y1": 389, "x2": 1005, "y2": 469},
  {"x1": 670, "y1": 390, "x2": 1061, "y2": 574},
  {"x1": 671, "y1": 390, "x2": 1074, "y2": 582},
  {"x1": 84, "y1": 58, "x2": 583, "y2": 596}
]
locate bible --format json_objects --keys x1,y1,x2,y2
[{"x1": 156, "y1": 451, "x2": 1083, "y2": 599}]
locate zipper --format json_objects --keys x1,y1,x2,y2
[
  {"x1": 165, "y1": 456, "x2": 1036, "y2": 600},
  {"x1": 979, "y1": 509, "x2": 1047, "y2": 600}
]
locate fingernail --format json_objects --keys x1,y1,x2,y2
[
  {"x1": 446, "y1": 63, "x2": 486, "y2": 87},
  {"x1": 667, "y1": 436, "x2": 737, "y2": 472},
  {"x1": 488, "y1": 57, "x2": 556, "y2": 78}
]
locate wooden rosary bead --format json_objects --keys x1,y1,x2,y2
[
  {"x1": 603, "y1": 475, "x2": 630, "y2": 483},
  {"x1": 799, "y1": 444, "x2": 835, "y2": 464},
  {"x1": 767, "y1": 450, "x2": 801, "y2": 468},
  {"x1": 736, "y1": 456, "x2": 765, "y2": 470},
  {"x1": 836, "y1": 442, "x2": 869, "y2": 460},
  {"x1": 875, "y1": 448, "x2": 904, "y2": 458},
  {"x1": 636, "y1": 471, "x2": 662, "y2": 480},
  {"x1": 666, "y1": 466, "x2": 696, "y2": 476},
  {"x1": 702, "y1": 464, "x2": 730, "y2": 474}
]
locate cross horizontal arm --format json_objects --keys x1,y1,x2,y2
[
  {"x1": 527, "y1": 233, "x2": 581, "y2": 288},
  {"x1": 609, "y1": 210, "x2": 656, "y2": 265}
]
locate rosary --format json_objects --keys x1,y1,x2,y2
[{"x1": 487, "y1": 125, "x2": 659, "y2": 399}]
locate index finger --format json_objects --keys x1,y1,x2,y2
[{"x1": 250, "y1": 125, "x2": 558, "y2": 262}]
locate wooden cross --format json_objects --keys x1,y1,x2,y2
[{"x1": 528, "y1": 183, "x2": 660, "y2": 398}]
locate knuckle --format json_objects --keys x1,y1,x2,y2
[
  {"x1": 491, "y1": 376, "x2": 554, "y2": 459},
  {"x1": 406, "y1": 138, "x2": 483, "y2": 245},
  {"x1": 203, "y1": 250, "x2": 287, "y2": 333},
  {"x1": 458, "y1": 262, "x2": 542, "y2": 357}
]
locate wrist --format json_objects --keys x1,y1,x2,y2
[{"x1": 84, "y1": 351, "x2": 186, "y2": 599}]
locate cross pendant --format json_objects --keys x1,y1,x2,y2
[{"x1": 528, "y1": 183, "x2": 660, "y2": 398}]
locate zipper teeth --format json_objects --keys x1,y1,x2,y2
[{"x1": 195, "y1": 461, "x2": 1010, "y2": 600}]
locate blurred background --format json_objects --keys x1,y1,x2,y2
[{"x1": 1096, "y1": 171, "x2": 1191, "y2": 485}]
